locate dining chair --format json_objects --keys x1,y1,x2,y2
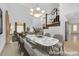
[
  {"x1": 53, "y1": 34, "x2": 64, "y2": 55},
  {"x1": 44, "y1": 33, "x2": 53, "y2": 55},
  {"x1": 19, "y1": 37, "x2": 29, "y2": 56},
  {"x1": 44, "y1": 33, "x2": 51, "y2": 37}
]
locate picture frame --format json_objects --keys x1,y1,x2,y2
[{"x1": 43, "y1": 8, "x2": 60, "y2": 29}]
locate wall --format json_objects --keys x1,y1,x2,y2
[{"x1": 0, "y1": 4, "x2": 6, "y2": 54}]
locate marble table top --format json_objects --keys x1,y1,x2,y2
[{"x1": 26, "y1": 35, "x2": 59, "y2": 47}]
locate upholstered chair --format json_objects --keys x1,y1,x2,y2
[
  {"x1": 53, "y1": 34, "x2": 64, "y2": 55},
  {"x1": 44, "y1": 33, "x2": 51, "y2": 37}
]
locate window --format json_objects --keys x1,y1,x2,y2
[
  {"x1": 17, "y1": 25, "x2": 24, "y2": 33},
  {"x1": 73, "y1": 24, "x2": 77, "y2": 31}
]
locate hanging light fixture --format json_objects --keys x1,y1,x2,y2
[{"x1": 30, "y1": 4, "x2": 45, "y2": 17}]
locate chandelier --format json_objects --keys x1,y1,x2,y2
[{"x1": 30, "y1": 7, "x2": 45, "y2": 17}]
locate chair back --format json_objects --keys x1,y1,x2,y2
[
  {"x1": 44, "y1": 33, "x2": 51, "y2": 37},
  {"x1": 53, "y1": 34, "x2": 63, "y2": 42}
]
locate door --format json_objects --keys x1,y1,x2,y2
[{"x1": 5, "y1": 10, "x2": 10, "y2": 44}]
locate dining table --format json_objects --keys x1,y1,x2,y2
[
  {"x1": 23, "y1": 34, "x2": 59, "y2": 55},
  {"x1": 26, "y1": 34, "x2": 59, "y2": 47}
]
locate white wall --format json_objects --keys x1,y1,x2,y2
[{"x1": 0, "y1": 4, "x2": 6, "y2": 54}]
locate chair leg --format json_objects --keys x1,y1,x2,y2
[
  {"x1": 62, "y1": 45, "x2": 64, "y2": 55},
  {"x1": 51, "y1": 46, "x2": 54, "y2": 55},
  {"x1": 23, "y1": 48, "x2": 30, "y2": 56},
  {"x1": 18, "y1": 46, "x2": 21, "y2": 55},
  {"x1": 48, "y1": 47, "x2": 54, "y2": 55},
  {"x1": 59, "y1": 46, "x2": 64, "y2": 56},
  {"x1": 59, "y1": 48, "x2": 61, "y2": 56}
]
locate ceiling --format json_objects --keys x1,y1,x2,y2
[
  {"x1": 6, "y1": 3, "x2": 59, "y2": 19},
  {"x1": 66, "y1": 12, "x2": 79, "y2": 23},
  {"x1": 66, "y1": 12, "x2": 79, "y2": 19},
  {"x1": 60, "y1": 3, "x2": 79, "y2": 22},
  {"x1": 19, "y1": 3, "x2": 59, "y2": 13}
]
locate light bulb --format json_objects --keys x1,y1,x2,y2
[
  {"x1": 36, "y1": 7, "x2": 40, "y2": 11},
  {"x1": 41, "y1": 10, "x2": 45, "y2": 13},
  {"x1": 34, "y1": 13, "x2": 41, "y2": 17},
  {"x1": 30, "y1": 9, "x2": 34, "y2": 12}
]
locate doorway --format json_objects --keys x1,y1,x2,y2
[{"x1": 65, "y1": 20, "x2": 79, "y2": 41}]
